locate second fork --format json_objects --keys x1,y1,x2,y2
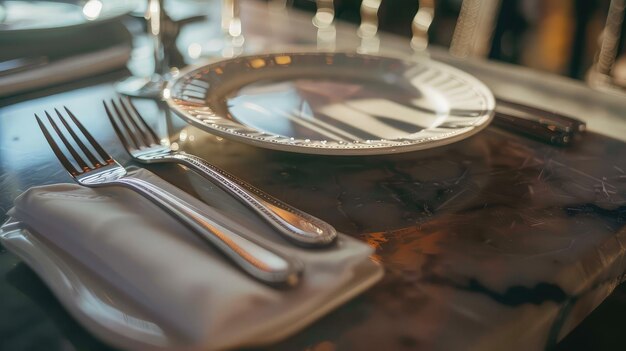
[
  {"x1": 104, "y1": 97, "x2": 337, "y2": 247},
  {"x1": 37, "y1": 107, "x2": 303, "y2": 287}
]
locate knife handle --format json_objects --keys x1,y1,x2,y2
[
  {"x1": 495, "y1": 97, "x2": 586, "y2": 134},
  {"x1": 492, "y1": 111, "x2": 574, "y2": 146}
]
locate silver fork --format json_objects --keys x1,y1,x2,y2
[
  {"x1": 35, "y1": 107, "x2": 303, "y2": 287},
  {"x1": 103, "y1": 97, "x2": 337, "y2": 247}
]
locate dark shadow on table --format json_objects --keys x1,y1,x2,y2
[{"x1": 3, "y1": 263, "x2": 116, "y2": 351}]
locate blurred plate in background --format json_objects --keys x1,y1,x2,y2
[{"x1": 0, "y1": 0, "x2": 139, "y2": 35}]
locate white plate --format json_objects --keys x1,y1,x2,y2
[
  {"x1": 0, "y1": 0, "x2": 139, "y2": 34},
  {"x1": 166, "y1": 52, "x2": 495, "y2": 155}
]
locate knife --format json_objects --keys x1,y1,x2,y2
[{"x1": 493, "y1": 97, "x2": 586, "y2": 146}]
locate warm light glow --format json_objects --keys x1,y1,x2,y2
[
  {"x1": 228, "y1": 18, "x2": 242, "y2": 37},
  {"x1": 249, "y1": 58, "x2": 266, "y2": 69},
  {"x1": 274, "y1": 55, "x2": 292, "y2": 65},
  {"x1": 179, "y1": 130, "x2": 188, "y2": 142},
  {"x1": 82, "y1": 0, "x2": 103, "y2": 20},
  {"x1": 148, "y1": 0, "x2": 161, "y2": 36},
  {"x1": 162, "y1": 88, "x2": 171, "y2": 99},
  {"x1": 187, "y1": 43, "x2": 202, "y2": 59}
]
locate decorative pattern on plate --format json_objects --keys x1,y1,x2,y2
[{"x1": 166, "y1": 52, "x2": 495, "y2": 155}]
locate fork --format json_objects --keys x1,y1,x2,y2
[
  {"x1": 35, "y1": 107, "x2": 303, "y2": 287},
  {"x1": 103, "y1": 97, "x2": 337, "y2": 247}
]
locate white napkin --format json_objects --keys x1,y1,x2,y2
[{"x1": 7, "y1": 169, "x2": 382, "y2": 350}]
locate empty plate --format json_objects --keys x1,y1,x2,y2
[
  {"x1": 166, "y1": 52, "x2": 495, "y2": 155},
  {"x1": 0, "y1": 0, "x2": 139, "y2": 35}
]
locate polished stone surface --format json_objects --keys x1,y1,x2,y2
[
  {"x1": 2, "y1": 2, "x2": 626, "y2": 351},
  {"x1": 2, "y1": 85, "x2": 626, "y2": 351}
]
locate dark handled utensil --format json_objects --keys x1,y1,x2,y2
[{"x1": 493, "y1": 97, "x2": 587, "y2": 146}]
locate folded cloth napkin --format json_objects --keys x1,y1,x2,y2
[{"x1": 6, "y1": 169, "x2": 382, "y2": 351}]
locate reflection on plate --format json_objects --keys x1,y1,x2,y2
[
  {"x1": 0, "y1": 0, "x2": 139, "y2": 33},
  {"x1": 166, "y1": 52, "x2": 495, "y2": 155}
]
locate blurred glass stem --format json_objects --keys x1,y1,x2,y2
[
  {"x1": 221, "y1": 0, "x2": 244, "y2": 57},
  {"x1": 116, "y1": 0, "x2": 169, "y2": 99}
]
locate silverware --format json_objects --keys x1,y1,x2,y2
[
  {"x1": 116, "y1": 0, "x2": 167, "y2": 99},
  {"x1": 103, "y1": 97, "x2": 337, "y2": 247},
  {"x1": 493, "y1": 97, "x2": 587, "y2": 146},
  {"x1": 496, "y1": 97, "x2": 586, "y2": 133},
  {"x1": 36, "y1": 107, "x2": 303, "y2": 287}
]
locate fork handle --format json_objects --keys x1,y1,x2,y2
[
  {"x1": 115, "y1": 176, "x2": 303, "y2": 287},
  {"x1": 170, "y1": 152, "x2": 337, "y2": 247}
]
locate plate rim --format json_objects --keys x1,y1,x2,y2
[{"x1": 165, "y1": 51, "x2": 496, "y2": 156}]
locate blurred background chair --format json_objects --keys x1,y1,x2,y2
[
  {"x1": 587, "y1": 0, "x2": 626, "y2": 93},
  {"x1": 286, "y1": 0, "x2": 626, "y2": 91}
]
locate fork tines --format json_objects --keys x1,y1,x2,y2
[
  {"x1": 103, "y1": 97, "x2": 160, "y2": 151},
  {"x1": 36, "y1": 107, "x2": 112, "y2": 176}
]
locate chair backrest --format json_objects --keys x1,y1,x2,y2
[
  {"x1": 411, "y1": 0, "x2": 436, "y2": 51},
  {"x1": 449, "y1": 0, "x2": 502, "y2": 58},
  {"x1": 587, "y1": 0, "x2": 626, "y2": 92},
  {"x1": 357, "y1": 0, "x2": 382, "y2": 53},
  {"x1": 280, "y1": 0, "x2": 500, "y2": 57},
  {"x1": 315, "y1": 0, "x2": 337, "y2": 50},
  {"x1": 354, "y1": 0, "x2": 497, "y2": 56},
  {"x1": 355, "y1": 0, "x2": 435, "y2": 53}
]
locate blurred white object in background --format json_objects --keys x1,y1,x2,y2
[
  {"x1": 411, "y1": 0, "x2": 435, "y2": 52},
  {"x1": 314, "y1": 0, "x2": 336, "y2": 50},
  {"x1": 357, "y1": 0, "x2": 381, "y2": 53}
]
